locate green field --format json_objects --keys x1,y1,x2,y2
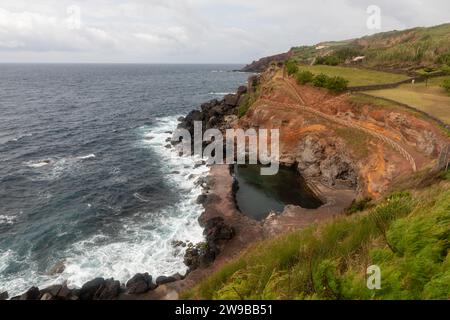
[
  {"x1": 298, "y1": 65, "x2": 410, "y2": 87},
  {"x1": 365, "y1": 77, "x2": 450, "y2": 124}
]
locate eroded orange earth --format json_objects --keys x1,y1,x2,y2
[{"x1": 238, "y1": 68, "x2": 450, "y2": 198}]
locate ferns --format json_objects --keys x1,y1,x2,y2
[{"x1": 185, "y1": 185, "x2": 450, "y2": 300}]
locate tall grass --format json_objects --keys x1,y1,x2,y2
[{"x1": 184, "y1": 184, "x2": 450, "y2": 300}]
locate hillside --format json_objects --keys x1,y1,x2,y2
[
  {"x1": 179, "y1": 64, "x2": 450, "y2": 300},
  {"x1": 184, "y1": 178, "x2": 450, "y2": 300},
  {"x1": 242, "y1": 23, "x2": 450, "y2": 73}
]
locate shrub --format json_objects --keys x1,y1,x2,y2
[
  {"x1": 325, "y1": 76, "x2": 349, "y2": 93},
  {"x1": 313, "y1": 73, "x2": 329, "y2": 87},
  {"x1": 296, "y1": 70, "x2": 314, "y2": 85},
  {"x1": 315, "y1": 55, "x2": 340, "y2": 66},
  {"x1": 442, "y1": 78, "x2": 450, "y2": 95},
  {"x1": 285, "y1": 60, "x2": 299, "y2": 76},
  {"x1": 312, "y1": 74, "x2": 349, "y2": 92}
]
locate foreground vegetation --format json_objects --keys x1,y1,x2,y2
[{"x1": 184, "y1": 179, "x2": 450, "y2": 300}]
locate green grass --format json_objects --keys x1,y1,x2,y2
[
  {"x1": 183, "y1": 184, "x2": 450, "y2": 300},
  {"x1": 365, "y1": 77, "x2": 450, "y2": 124},
  {"x1": 298, "y1": 65, "x2": 409, "y2": 87},
  {"x1": 237, "y1": 85, "x2": 261, "y2": 118}
]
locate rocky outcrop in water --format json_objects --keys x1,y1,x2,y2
[
  {"x1": 240, "y1": 50, "x2": 293, "y2": 72},
  {"x1": 184, "y1": 217, "x2": 235, "y2": 272},
  {"x1": 176, "y1": 85, "x2": 251, "y2": 140},
  {"x1": 0, "y1": 291, "x2": 8, "y2": 300},
  {"x1": 126, "y1": 273, "x2": 156, "y2": 294}
]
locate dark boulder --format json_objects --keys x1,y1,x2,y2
[
  {"x1": 185, "y1": 110, "x2": 203, "y2": 123},
  {"x1": 126, "y1": 273, "x2": 156, "y2": 294},
  {"x1": 204, "y1": 217, "x2": 235, "y2": 242},
  {"x1": 196, "y1": 194, "x2": 208, "y2": 204},
  {"x1": 48, "y1": 261, "x2": 66, "y2": 275},
  {"x1": 20, "y1": 286, "x2": 40, "y2": 300},
  {"x1": 224, "y1": 94, "x2": 239, "y2": 107},
  {"x1": 79, "y1": 277, "x2": 105, "y2": 300},
  {"x1": 56, "y1": 284, "x2": 75, "y2": 300},
  {"x1": 93, "y1": 278, "x2": 121, "y2": 300},
  {"x1": 0, "y1": 291, "x2": 8, "y2": 300},
  {"x1": 40, "y1": 284, "x2": 62, "y2": 298},
  {"x1": 237, "y1": 86, "x2": 248, "y2": 96},
  {"x1": 155, "y1": 275, "x2": 177, "y2": 285},
  {"x1": 184, "y1": 242, "x2": 218, "y2": 271}
]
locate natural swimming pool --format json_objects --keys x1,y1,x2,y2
[{"x1": 233, "y1": 165, "x2": 323, "y2": 221}]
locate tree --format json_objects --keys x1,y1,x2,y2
[{"x1": 419, "y1": 67, "x2": 436, "y2": 87}]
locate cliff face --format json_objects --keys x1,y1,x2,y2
[
  {"x1": 240, "y1": 50, "x2": 293, "y2": 72},
  {"x1": 178, "y1": 65, "x2": 448, "y2": 199},
  {"x1": 236, "y1": 67, "x2": 449, "y2": 198}
]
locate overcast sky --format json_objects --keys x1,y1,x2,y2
[{"x1": 0, "y1": 0, "x2": 449, "y2": 63}]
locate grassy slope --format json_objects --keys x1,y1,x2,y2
[
  {"x1": 184, "y1": 180, "x2": 450, "y2": 300},
  {"x1": 361, "y1": 24, "x2": 450, "y2": 68},
  {"x1": 365, "y1": 77, "x2": 450, "y2": 124},
  {"x1": 298, "y1": 65, "x2": 409, "y2": 86},
  {"x1": 290, "y1": 23, "x2": 450, "y2": 70}
]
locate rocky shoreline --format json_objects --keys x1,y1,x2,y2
[
  {"x1": 3, "y1": 69, "x2": 360, "y2": 300},
  {"x1": 2, "y1": 76, "x2": 252, "y2": 301}
]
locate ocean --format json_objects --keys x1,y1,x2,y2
[{"x1": 0, "y1": 64, "x2": 248, "y2": 296}]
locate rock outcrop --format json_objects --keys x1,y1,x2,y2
[
  {"x1": 184, "y1": 217, "x2": 235, "y2": 272},
  {"x1": 126, "y1": 273, "x2": 156, "y2": 294},
  {"x1": 240, "y1": 50, "x2": 293, "y2": 72}
]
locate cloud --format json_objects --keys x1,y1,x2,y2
[{"x1": 0, "y1": 0, "x2": 448, "y2": 63}]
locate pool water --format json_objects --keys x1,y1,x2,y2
[{"x1": 234, "y1": 165, "x2": 323, "y2": 220}]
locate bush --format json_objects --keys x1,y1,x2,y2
[
  {"x1": 313, "y1": 73, "x2": 329, "y2": 87},
  {"x1": 325, "y1": 76, "x2": 349, "y2": 93},
  {"x1": 442, "y1": 78, "x2": 450, "y2": 95},
  {"x1": 296, "y1": 70, "x2": 314, "y2": 85},
  {"x1": 285, "y1": 60, "x2": 299, "y2": 76},
  {"x1": 312, "y1": 74, "x2": 349, "y2": 92},
  {"x1": 315, "y1": 55, "x2": 340, "y2": 66}
]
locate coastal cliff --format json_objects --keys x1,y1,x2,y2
[{"x1": 9, "y1": 64, "x2": 449, "y2": 301}]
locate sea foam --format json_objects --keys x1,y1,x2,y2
[{"x1": 0, "y1": 116, "x2": 208, "y2": 295}]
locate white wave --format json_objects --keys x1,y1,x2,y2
[
  {"x1": 26, "y1": 160, "x2": 51, "y2": 168},
  {"x1": 133, "y1": 193, "x2": 151, "y2": 202},
  {"x1": 209, "y1": 92, "x2": 232, "y2": 96},
  {"x1": 0, "y1": 215, "x2": 17, "y2": 226},
  {"x1": 51, "y1": 116, "x2": 209, "y2": 289},
  {"x1": 13, "y1": 133, "x2": 33, "y2": 141},
  {"x1": 77, "y1": 154, "x2": 96, "y2": 160},
  {"x1": 1, "y1": 116, "x2": 209, "y2": 296}
]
